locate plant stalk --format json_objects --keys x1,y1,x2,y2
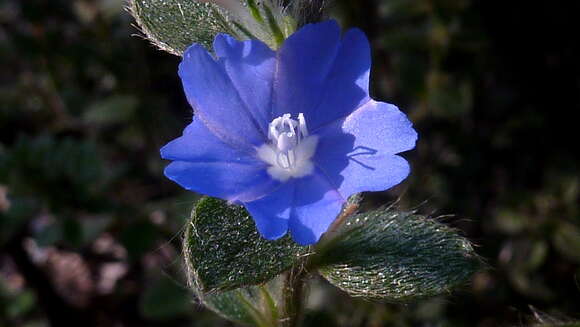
[{"x1": 280, "y1": 264, "x2": 306, "y2": 327}]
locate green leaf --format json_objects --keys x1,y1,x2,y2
[
  {"x1": 80, "y1": 215, "x2": 112, "y2": 245},
  {"x1": 0, "y1": 196, "x2": 39, "y2": 247},
  {"x1": 34, "y1": 220, "x2": 63, "y2": 247},
  {"x1": 128, "y1": 0, "x2": 300, "y2": 55},
  {"x1": 203, "y1": 283, "x2": 281, "y2": 327},
  {"x1": 204, "y1": 288, "x2": 261, "y2": 326},
  {"x1": 83, "y1": 95, "x2": 138, "y2": 126},
  {"x1": 120, "y1": 220, "x2": 158, "y2": 260},
  {"x1": 316, "y1": 207, "x2": 481, "y2": 302},
  {"x1": 140, "y1": 274, "x2": 191, "y2": 320},
  {"x1": 199, "y1": 276, "x2": 283, "y2": 326},
  {"x1": 5, "y1": 289, "x2": 36, "y2": 319},
  {"x1": 552, "y1": 222, "x2": 580, "y2": 264},
  {"x1": 2, "y1": 135, "x2": 107, "y2": 210},
  {"x1": 183, "y1": 197, "x2": 308, "y2": 293},
  {"x1": 128, "y1": 0, "x2": 236, "y2": 55}
]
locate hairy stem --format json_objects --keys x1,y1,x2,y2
[
  {"x1": 278, "y1": 199, "x2": 360, "y2": 326},
  {"x1": 280, "y1": 264, "x2": 306, "y2": 327}
]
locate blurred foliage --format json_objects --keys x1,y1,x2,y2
[
  {"x1": 0, "y1": 0, "x2": 579, "y2": 326},
  {"x1": 139, "y1": 274, "x2": 192, "y2": 321}
]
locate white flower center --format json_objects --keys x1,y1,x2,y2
[{"x1": 256, "y1": 113, "x2": 318, "y2": 182}]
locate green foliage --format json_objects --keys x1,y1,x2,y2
[
  {"x1": 82, "y1": 95, "x2": 139, "y2": 126},
  {"x1": 140, "y1": 274, "x2": 191, "y2": 320},
  {"x1": 120, "y1": 220, "x2": 159, "y2": 260},
  {"x1": 183, "y1": 196, "x2": 480, "y2": 324},
  {"x1": 0, "y1": 135, "x2": 113, "y2": 247},
  {"x1": 316, "y1": 206, "x2": 481, "y2": 302},
  {"x1": 0, "y1": 135, "x2": 107, "y2": 210},
  {"x1": 1, "y1": 0, "x2": 579, "y2": 325},
  {"x1": 129, "y1": 0, "x2": 234, "y2": 54},
  {"x1": 204, "y1": 289, "x2": 262, "y2": 326},
  {"x1": 183, "y1": 197, "x2": 308, "y2": 293},
  {"x1": 128, "y1": 0, "x2": 325, "y2": 55},
  {"x1": 203, "y1": 280, "x2": 282, "y2": 327},
  {"x1": 0, "y1": 196, "x2": 39, "y2": 247},
  {"x1": 552, "y1": 222, "x2": 580, "y2": 264},
  {"x1": 0, "y1": 284, "x2": 36, "y2": 321}
]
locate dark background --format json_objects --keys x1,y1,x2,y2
[{"x1": 1, "y1": 0, "x2": 579, "y2": 326}]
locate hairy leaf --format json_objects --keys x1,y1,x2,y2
[
  {"x1": 202, "y1": 279, "x2": 282, "y2": 326},
  {"x1": 183, "y1": 197, "x2": 308, "y2": 293},
  {"x1": 317, "y1": 207, "x2": 481, "y2": 302},
  {"x1": 128, "y1": 0, "x2": 302, "y2": 55},
  {"x1": 128, "y1": 0, "x2": 235, "y2": 55}
]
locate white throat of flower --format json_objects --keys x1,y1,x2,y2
[{"x1": 257, "y1": 113, "x2": 318, "y2": 182}]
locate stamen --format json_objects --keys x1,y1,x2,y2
[
  {"x1": 265, "y1": 113, "x2": 309, "y2": 169},
  {"x1": 257, "y1": 112, "x2": 318, "y2": 182},
  {"x1": 298, "y1": 113, "x2": 308, "y2": 138}
]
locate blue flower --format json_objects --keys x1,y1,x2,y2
[{"x1": 161, "y1": 21, "x2": 418, "y2": 245}]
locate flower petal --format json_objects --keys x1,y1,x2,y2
[
  {"x1": 213, "y1": 34, "x2": 276, "y2": 134},
  {"x1": 275, "y1": 21, "x2": 340, "y2": 120},
  {"x1": 276, "y1": 21, "x2": 371, "y2": 130},
  {"x1": 164, "y1": 160, "x2": 278, "y2": 203},
  {"x1": 160, "y1": 118, "x2": 256, "y2": 163},
  {"x1": 309, "y1": 28, "x2": 371, "y2": 131},
  {"x1": 314, "y1": 100, "x2": 417, "y2": 197},
  {"x1": 179, "y1": 44, "x2": 267, "y2": 151},
  {"x1": 243, "y1": 182, "x2": 295, "y2": 240},
  {"x1": 289, "y1": 171, "x2": 345, "y2": 245}
]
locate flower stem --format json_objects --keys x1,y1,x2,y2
[
  {"x1": 280, "y1": 265, "x2": 306, "y2": 327},
  {"x1": 278, "y1": 199, "x2": 361, "y2": 326}
]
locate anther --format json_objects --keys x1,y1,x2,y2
[{"x1": 266, "y1": 113, "x2": 310, "y2": 170}]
